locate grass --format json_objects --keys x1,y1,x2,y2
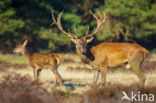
[
  {"x1": 0, "y1": 54, "x2": 27, "y2": 64},
  {"x1": 4, "y1": 61, "x2": 156, "y2": 93}
]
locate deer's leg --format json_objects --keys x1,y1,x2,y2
[
  {"x1": 93, "y1": 70, "x2": 100, "y2": 84},
  {"x1": 91, "y1": 56, "x2": 108, "y2": 86},
  {"x1": 37, "y1": 69, "x2": 41, "y2": 78},
  {"x1": 128, "y1": 51, "x2": 146, "y2": 86},
  {"x1": 50, "y1": 66, "x2": 63, "y2": 88},
  {"x1": 50, "y1": 67, "x2": 57, "y2": 86},
  {"x1": 89, "y1": 61, "x2": 100, "y2": 86},
  {"x1": 33, "y1": 68, "x2": 37, "y2": 80},
  {"x1": 32, "y1": 68, "x2": 38, "y2": 85},
  {"x1": 36, "y1": 69, "x2": 41, "y2": 84},
  {"x1": 100, "y1": 57, "x2": 108, "y2": 86}
]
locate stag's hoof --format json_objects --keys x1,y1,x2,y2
[
  {"x1": 99, "y1": 83, "x2": 106, "y2": 88},
  {"x1": 88, "y1": 83, "x2": 98, "y2": 88},
  {"x1": 31, "y1": 80, "x2": 38, "y2": 85}
]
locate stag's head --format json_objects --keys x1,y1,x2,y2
[
  {"x1": 13, "y1": 40, "x2": 28, "y2": 54},
  {"x1": 52, "y1": 10, "x2": 106, "y2": 53}
]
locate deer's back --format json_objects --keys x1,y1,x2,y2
[
  {"x1": 91, "y1": 42, "x2": 149, "y2": 67},
  {"x1": 29, "y1": 53, "x2": 61, "y2": 68}
]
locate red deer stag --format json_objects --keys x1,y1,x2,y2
[
  {"x1": 52, "y1": 11, "x2": 149, "y2": 86},
  {"x1": 13, "y1": 40, "x2": 63, "y2": 87}
]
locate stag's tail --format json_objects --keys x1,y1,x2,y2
[
  {"x1": 135, "y1": 43, "x2": 149, "y2": 58},
  {"x1": 142, "y1": 48, "x2": 150, "y2": 59},
  {"x1": 144, "y1": 48, "x2": 149, "y2": 54}
]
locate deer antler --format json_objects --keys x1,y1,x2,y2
[
  {"x1": 86, "y1": 10, "x2": 106, "y2": 38},
  {"x1": 52, "y1": 12, "x2": 76, "y2": 39},
  {"x1": 85, "y1": 26, "x2": 90, "y2": 37},
  {"x1": 74, "y1": 26, "x2": 79, "y2": 39}
]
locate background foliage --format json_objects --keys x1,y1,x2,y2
[{"x1": 0, "y1": 0, "x2": 156, "y2": 53}]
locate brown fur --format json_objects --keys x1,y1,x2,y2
[
  {"x1": 90, "y1": 42, "x2": 149, "y2": 85},
  {"x1": 91, "y1": 43, "x2": 148, "y2": 67},
  {"x1": 13, "y1": 40, "x2": 63, "y2": 87}
]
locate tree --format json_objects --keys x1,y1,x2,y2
[
  {"x1": 0, "y1": 0, "x2": 24, "y2": 52},
  {"x1": 97, "y1": 0, "x2": 156, "y2": 46},
  {"x1": 0, "y1": 0, "x2": 155, "y2": 52}
]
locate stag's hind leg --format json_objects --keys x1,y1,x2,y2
[{"x1": 128, "y1": 51, "x2": 146, "y2": 86}]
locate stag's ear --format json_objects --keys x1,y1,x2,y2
[
  {"x1": 23, "y1": 40, "x2": 28, "y2": 46},
  {"x1": 70, "y1": 38, "x2": 77, "y2": 43},
  {"x1": 86, "y1": 36, "x2": 94, "y2": 43}
]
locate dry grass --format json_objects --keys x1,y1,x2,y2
[
  {"x1": 0, "y1": 72, "x2": 156, "y2": 103},
  {"x1": 0, "y1": 72, "x2": 81, "y2": 103}
]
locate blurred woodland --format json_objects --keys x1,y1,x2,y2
[{"x1": 0, "y1": 0, "x2": 156, "y2": 53}]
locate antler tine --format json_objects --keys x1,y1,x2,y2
[
  {"x1": 74, "y1": 26, "x2": 78, "y2": 39},
  {"x1": 68, "y1": 28, "x2": 71, "y2": 33},
  {"x1": 74, "y1": 27, "x2": 77, "y2": 33},
  {"x1": 97, "y1": 10, "x2": 106, "y2": 22},
  {"x1": 101, "y1": 12, "x2": 106, "y2": 23},
  {"x1": 97, "y1": 10, "x2": 102, "y2": 18},
  {"x1": 57, "y1": 12, "x2": 64, "y2": 31},
  {"x1": 51, "y1": 11, "x2": 62, "y2": 27},
  {"x1": 57, "y1": 11, "x2": 63, "y2": 25},
  {"x1": 51, "y1": 12, "x2": 57, "y2": 26},
  {"x1": 51, "y1": 11, "x2": 75, "y2": 39},
  {"x1": 89, "y1": 10, "x2": 98, "y2": 21},
  {"x1": 85, "y1": 26, "x2": 90, "y2": 37},
  {"x1": 87, "y1": 10, "x2": 106, "y2": 37}
]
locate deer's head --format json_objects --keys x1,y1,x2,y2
[
  {"x1": 13, "y1": 40, "x2": 28, "y2": 54},
  {"x1": 52, "y1": 10, "x2": 106, "y2": 53}
]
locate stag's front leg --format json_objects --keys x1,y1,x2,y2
[
  {"x1": 93, "y1": 70, "x2": 100, "y2": 84},
  {"x1": 100, "y1": 67, "x2": 107, "y2": 86},
  {"x1": 90, "y1": 61, "x2": 101, "y2": 86},
  {"x1": 100, "y1": 58, "x2": 108, "y2": 86}
]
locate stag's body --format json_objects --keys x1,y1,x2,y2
[
  {"x1": 14, "y1": 40, "x2": 63, "y2": 87},
  {"x1": 91, "y1": 43, "x2": 148, "y2": 68},
  {"x1": 52, "y1": 11, "x2": 149, "y2": 86},
  {"x1": 77, "y1": 42, "x2": 149, "y2": 85}
]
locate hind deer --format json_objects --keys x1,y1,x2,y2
[
  {"x1": 13, "y1": 40, "x2": 63, "y2": 88},
  {"x1": 52, "y1": 10, "x2": 149, "y2": 86}
]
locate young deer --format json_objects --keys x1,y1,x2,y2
[{"x1": 13, "y1": 40, "x2": 63, "y2": 87}]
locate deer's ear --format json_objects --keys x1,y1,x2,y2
[
  {"x1": 70, "y1": 38, "x2": 77, "y2": 43},
  {"x1": 23, "y1": 40, "x2": 28, "y2": 46},
  {"x1": 86, "y1": 36, "x2": 94, "y2": 43}
]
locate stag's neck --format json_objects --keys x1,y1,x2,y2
[
  {"x1": 76, "y1": 48, "x2": 93, "y2": 65},
  {"x1": 76, "y1": 48, "x2": 99, "y2": 70},
  {"x1": 22, "y1": 47, "x2": 31, "y2": 60}
]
